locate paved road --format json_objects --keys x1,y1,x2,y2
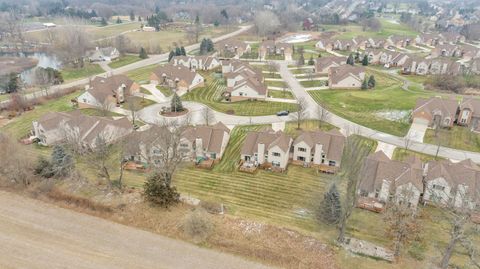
[
  {"x1": 277, "y1": 61, "x2": 480, "y2": 162},
  {"x1": 0, "y1": 25, "x2": 253, "y2": 108},
  {"x1": 0, "y1": 190, "x2": 273, "y2": 269}
]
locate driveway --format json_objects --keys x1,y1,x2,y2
[
  {"x1": 375, "y1": 142, "x2": 397, "y2": 159},
  {"x1": 0, "y1": 190, "x2": 273, "y2": 269},
  {"x1": 407, "y1": 118, "x2": 429, "y2": 143}
]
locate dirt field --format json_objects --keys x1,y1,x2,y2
[{"x1": 0, "y1": 190, "x2": 273, "y2": 269}]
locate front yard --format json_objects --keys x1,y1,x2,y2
[
  {"x1": 182, "y1": 73, "x2": 297, "y2": 116},
  {"x1": 300, "y1": 80, "x2": 326, "y2": 88},
  {"x1": 61, "y1": 63, "x2": 104, "y2": 82},
  {"x1": 424, "y1": 126, "x2": 480, "y2": 153},
  {"x1": 108, "y1": 55, "x2": 143, "y2": 69},
  {"x1": 268, "y1": 90, "x2": 295, "y2": 99}
]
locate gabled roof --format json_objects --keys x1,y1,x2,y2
[
  {"x1": 459, "y1": 98, "x2": 480, "y2": 118},
  {"x1": 88, "y1": 75, "x2": 135, "y2": 103},
  {"x1": 413, "y1": 97, "x2": 458, "y2": 119},
  {"x1": 329, "y1": 65, "x2": 365, "y2": 85},
  {"x1": 151, "y1": 64, "x2": 203, "y2": 85},
  {"x1": 293, "y1": 129, "x2": 345, "y2": 161},
  {"x1": 315, "y1": 56, "x2": 346, "y2": 70},
  {"x1": 241, "y1": 130, "x2": 292, "y2": 155},
  {"x1": 181, "y1": 122, "x2": 230, "y2": 154}
]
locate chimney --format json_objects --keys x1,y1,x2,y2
[
  {"x1": 195, "y1": 137, "x2": 203, "y2": 157},
  {"x1": 257, "y1": 143, "x2": 265, "y2": 164}
]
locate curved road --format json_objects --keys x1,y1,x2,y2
[{"x1": 0, "y1": 190, "x2": 273, "y2": 269}]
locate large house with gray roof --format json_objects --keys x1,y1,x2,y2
[
  {"x1": 292, "y1": 129, "x2": 345, "y2": 169},
  {"x1": 241, "y1": 128, "x2": 293, "y2": 170},
  {"x1": 328, "y1": 65, "x2": 366, "y2": 89},
  {"x1": 314, "y1": 56, "x2": 346, "y2": 74},
  {"x1": 150, "y1": 64, "x2": 205, "y2": 93},
  {"x1": 222, "y1": 60, "x2": 267, "y2": 101},
  {"x1": 77, "y1": 75, "x2": 140, "y2": 109},
  {"x1": 32, "y1": 110, "x2": 132, "y2": 148}
]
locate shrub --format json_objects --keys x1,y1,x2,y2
[
  {"x1": 182, "y1": 208, "x2": 214, "y2": 243},
  {"x1": 143, "y1": 172, "x2": 180, "y2": 208},
  {"x1": 200, "y1": 200, "x2": 224, "y2": 214},
  {"x1": 408, "y1": 240, "x2": 427, "y2": 261}
]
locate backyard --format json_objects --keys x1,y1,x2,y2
[
  {"x1": 182, "y1": 73, "x2": 298, "y2": 116},
  {"x1": 61, "y1": 63, "x2": 104, "y2": 82}
]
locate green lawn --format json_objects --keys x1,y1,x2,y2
[
  {"x1": 61, "y1": 63, "x2": 104, "y2": 82},
  {"x1": 79, "y1": 108, "x2": 123, "y2": 117},
  {"x1": 308, "y1": 71, "x2": 433, "y2": 136},
  {"x1": 424, "y1": 126, "x2": 480, "y2": 153},
  {"x1": 0, "y1": 94, "x2": 10, "y2": 102},
  {"x1": 125, "y1": 64, "x2": 159, "y2": 83},
  {"x1": 300, "y1": 80, "x2": 326, "y2": 88},
  {"x1": 108, "y1": 55, "x2": 142, "y2": 69},
  {"x1": 262, "y1": 72, "x2": 282, "y2": 79},
  {"x1": 392, "y1": 148, "x2": 440, "y2": 162},
  {"x1": 268, "y1": 90, "x2": 295, "y2": 99},
  {"x1": 265, "y1": 80, "x2": 288, "y2": 88},
  {"x1": 156, "y1": 86, "x2": 173, "y2": 97},
  {"x1": 121, "y1": 96, "x2": 156, "y2": 110},
  {"x1": 182, "y1": 73, "x2": 297, "y2": 116},
  {"x1": 1, "y1": 91, "x2": 79, "y2": 138},
  {"x1": 290, "y1": 67, "x2": 314, "y2": 74}
]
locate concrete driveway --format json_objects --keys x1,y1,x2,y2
[{"x1": 407, "y1": 118, "x2": 429, "y2": 143}]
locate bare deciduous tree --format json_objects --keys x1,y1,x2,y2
[
  {"x1": 337, "y1": 134, "x2": 372, "y2": 243},
  {"x1": 254, "y1": 11, "x2": 281, "y2": 36},
  {"x1": 0, "y1": 133, "x2": 34, "y2": 186},
  {"x1": 293, "y1": 96, "x2": 308, "y2": 130},
  {"x1": 202, "y1": 107, "x2": 215, "y2": 126},
  {"x1": 126, "y1": 96, "x2": 140, "y2": 126},
  {"x1": 52, "y1": 25, "x2": 92, "y2": 68},
  {"x1": 316, "y1": 106, "x2": 330, "y2": 128}
]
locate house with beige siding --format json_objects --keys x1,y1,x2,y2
[
  {"x1": 77, "y1": 75, "x2": 140, "y2": 109},
  {"x1": 32, "y1": 110, "x2": 132, "y2": 148},
  {"x1": 150, "y1": 64, "x2": 205, "y2": 94},
  {"x1": 358, "y1": 151, "x2": 425, "y2": 209},
  {"x1": 215, "y1": 39, "x2": 251, "y2": 58},
  {"x1": 314, "y1": 56, "x2": 346, "y2": 74},
  {"x1": 458, "y1": 98, "x2": 480, "y2": 131},
  {"x1": 222, "y1": 60, "x2": 267, "y2": 101},
  {"x1": 258, "y1": 40, "x2": 293, "y2": 60},
  {"x1": 241, "y1": 128, "x2": 293, "y2": 171},
  {"x1": 412, "y1": 97, "x2": 459, "y2": 128},
  {"x1": 328, "y1": 66, "x2": 366, "y2": 89},
  {"x1": 292, "y1": 129, "x2": 345, "y2": 169}
]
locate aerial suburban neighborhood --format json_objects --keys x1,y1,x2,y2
[{"x1": 1, "y1": 0, "x2": 480, "y2": 268}]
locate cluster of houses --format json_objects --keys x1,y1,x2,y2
[
  {"x1": 412, "y1": 96, "x2": 480, "y2": 133},
  {"x1": 314, "y1": 32, "x2": 480, "y2": 76},
  {"x1": 358, "y1": 151, "x2": 480, "y2": 211},
  {"x1": 222, "y1": 60, "x2": 267, "y2": 101},
  {"x1": 240, "y1": 127, "x2": 346, "y2": 173},
  {"x1": 313, "y1": 56, "x2": 367, "y2": 89}
]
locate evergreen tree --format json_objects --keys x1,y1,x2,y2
[
  {"x1": 170, "y1": 92, "x2": 184, "y2": 112},
  {"x1": 6, "y1": 73, "x2": 19, "y2": 93},
  {"x1": 138, "y1": 16, "x2": 142, "y2": 22},
  {"x1": 175, "y1": 47, "x2": 182, "y2": 56},
  {"x1": 139, "y1": 47, "x2": 148, "y2": 59},
  {"x1": 361, "y1": 78, "x2": 369, "y2": 90},
  {"x1": 199, "y1": 38, "x2": 207, "y2": 55},
  {"x1": 355, "y1": 51, "x2": 360, "y2": 62},
  {"x1": 180, "y1": 46, "x2": 186, "y2": 56},
  {"x1": 297, "y1": 53, "x2": 305, "y2": 66},
  {"x1": 362, "y1": 55, "x2": 369, "y2": 66},
  {"x1": 143, "y1": 172, "x2": 180, "y2": 208},
  {"x1": 195, "y1": 14, "x2": 200, "y2": 24},
  {"x1": 318, "y1": 53, "x2": 322, "y2": 58},
  {"x1": 346, "y1": 53, "x2": 354, "y2": 65},
  {"x1": 155, "y1": 6, "x2": 160, "y2": 14},
  {"x1": 50, "y1": 145, "x2": 74, "y2": 177},
  {"x1": 206, "y1": 39, "x2": 214, "y2": 52},
  {"x1": 317, "y1": 183, "x2": 342, "y2": 225},
  {"x1": 308, "y1": 56, "x2": 315, "y2": 65},
  {"x1": 100, "y1": 17, "x2": 107, "y2": 26},
  {"x1": 116, "y1": 16, "x2": 122, "y2": 24},
  {"x1": 168, "y1": 50, "x2": 175, "y2": 62},
  {"x1": 368, "y1": 75, "x2": 376, "y2": 88},
  {"x1": 130, "y1": 10, "x2": 135, "y2": 21}
]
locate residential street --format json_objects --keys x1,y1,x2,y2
[{"x1": 0, "y1": 190, "x2": 273, "y2": 269}]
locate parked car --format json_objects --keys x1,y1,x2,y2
[{"x1": 276, "y1": 110, "x2": 289, "y2": 116}]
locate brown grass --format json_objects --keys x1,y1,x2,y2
[{"x1": 45, "y1": 188, "x2": 113, "y2": 214}]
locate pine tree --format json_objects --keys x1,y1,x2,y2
[
  {"x1": 318, "y1": 53, "x2": 322, "y2": 58},
  {"x1": 199, "y1": 38, "x2": 207, "y2": 55},
  {"x1": 138, "y1": 16, "x2": 142, "y2": 22},
  {"x1": 206, "y1": 39, "x2": 214, "y2": 52},
  {"x1": 100, "y1": 17, "x2": 107, "y2": 26},
  {"x1": 317, "y1": 183, "x2": 342, "y2": 225},
  {"x1": 170, "y1": 93, "x2": 184, "y2": 112},
  {"x1": 6, "y1": 73, "x2": 19, "y2": 93},
  {"x1": 143, "y1": 172, "x2": 180, "y2": 208},
  {"x1": 168, "y1": 50, "x2": 175, "y2": 62},
  {"x1": 139, "y1": 47, "x2": 148, "y2": 59},
  {"x1": 362, "y1": 55, "x2": 369, "y2": 66},
  {"x1": 361, "y1": 78, "x2": 369, "y2": 90},
  {"x1": 355, "y1": 51, "x2": 360, "y2": 62},
  {"x1": 308, "y1": 56, "x2": 315, "y2": 65},
  {"x1": 116, "y1": 16, "x2": 122, "y2": 24},
  {"x1": 175, "y1": 47, "x2": 182, "y2": 56},
  {"x1": 368, "y1": 75, "x2": 376, "y2": 88},
  {"x1": 347, "y1": 53, "x2": 354, "y2": 65},
  {"x1": 298, "y1": 53, "x2": 305, "y2": 66},
  {"x1": 180, "y1": 46, "x2": 186, "y2": 56},
  {"x1": 50, "y1": 145, "x2": 74, "y2": 177}
]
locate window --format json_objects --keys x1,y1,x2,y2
[
  {"x1": 329, "y1": 160, "x2": 336, "y2": 166},
  {"x1": 298, "y1": 147, "x2": 306, "y2": 152},
  {"x1": 272, "y1": 152, "x2": 280, "y2": 157},
  {"x1": 297, "y1": 156, "x2": 306, "y2": 161},
  {"x1": 433, "y1": 184, "x2": 445, "y2": 191},
  {"x1": 272, "y1": 161, "x2": 280, "y2": 167},
  {"x1": 180, "y1": 143, "x2": 188, "y2": 148}
]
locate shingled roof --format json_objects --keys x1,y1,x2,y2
[
  {"x1": 241, "y1": 130, "x2": 292, "y2": 155},
  {"x1": 151, "y1": 64, "x2": 201, "y2": 85},
  {"x1": 181, "y1": 122, "x2": 230, "y2": 154},
  {"x1": 293, "y1": 129, "x2": 345, "y2": 161},
  {"x1": 329, "y1": 65, "x2": 365, "y2": 85},
  {"x1": 413, "y1": 97, "x2": 459, "y2": 120},
  {"x1": 87, "y1": 75, "x2": 135, "y2": 103}
]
